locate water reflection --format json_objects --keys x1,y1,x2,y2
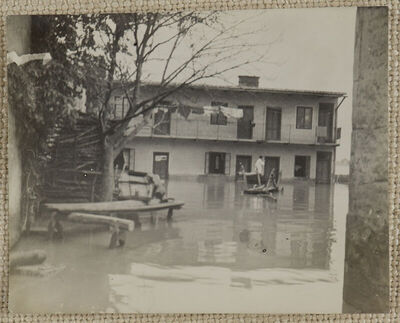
[
  {"x1": 171, "y1": 180, "x2": 336, "y2": 270},
  {"x1": 9, "y1": 179, "x2": 348, "y2": 313}
]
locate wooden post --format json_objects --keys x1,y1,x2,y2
[
  {"x1": 150, "y1": 212, "x2": 159, "y2": 226},
  {"x1": 167, "y1": 208, "x2": 173, "y2": 222},
  {"x1": 109, "y1": 222, "x2": 119, "y2": 249},
  {"x1": 109, "y1": 226, "x2": 128, "y2": 249},
  {"x1": 132, "y1": 213, "x2": 142, "y2": 230},
  {"x1": 47, "y1": 211, "x2": 63, "y2": 240},
  {"x1": 118, "y1": 229, "x2": 127, "y2": 247}
]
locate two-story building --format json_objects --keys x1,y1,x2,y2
[{"x1": 111, "y1": 76, "x2": 346, "y2": 184}]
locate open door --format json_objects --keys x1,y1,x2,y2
[
  {"x1": 266, "y1": 107, "x2": 282, "y2": 141},
  {"x1": 237, "y1": 106, "x2": 254, "y2": 139},
  {"x1": 316, "y1": 151, "x2": 332, "y2": 184},
  {"x1": 318, "y1": 103, "x2": 334, "y2": 143},
  {"x1": 236, "y1": 155, "x2": 252, "y2": 179},
  {"x1": 264, "y1": 156, "x2": 280, "y2": 181},
  {"x1": 153, "y1": 152, "x2": 169, "y2": 179}
]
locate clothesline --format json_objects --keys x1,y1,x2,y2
[{"x1": 153, "y1": 104, "x2": 244, "y2": 119}]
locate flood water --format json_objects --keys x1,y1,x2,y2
[{"x1": 9, "y1": 179, "x2": 348, "y2": 314}]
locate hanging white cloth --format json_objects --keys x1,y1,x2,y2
[
  {"x1": 220, "y1": 106, "x2": 243, "y2": 119},
  {"x1": 7, "y1": 51, "x2": 52, "y2": 66},
  {"x1": 122, "y1": 150, "x2": 130, "y2": 171},
  {"x1": 201, "y1": 106, "x2": 243, "y2": 119}
]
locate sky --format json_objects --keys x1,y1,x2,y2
[
  {"x1": 219, "y1": 7, "x2": 357, "y2": 162},
  {"x1": 131, "y1": 7, "x2": 357, "y2": 162}
]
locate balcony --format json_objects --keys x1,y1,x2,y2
[{"x1": 136, "y1": 117, "x2": 339, "y2": 146}]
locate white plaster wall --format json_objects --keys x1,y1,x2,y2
[
  {"x1": 125, "y1": 86, "x2": 340, "y2": 144},
  {"x1": 7, "y1": 16, "x2": 31, "y2": 55},
  {"x1": 126, "y1": 137, "x2": 335, "y2": 180}
]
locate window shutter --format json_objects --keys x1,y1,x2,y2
[
  {"x1": 305, "y1": 156, "x2": 311, "y2": 178},
  {"x1": 224, "y1": 153, "x2": 231, "y2": 175},
  {"x1": 336, "y1": 127, "x2": 342, "y2": 139},
  {"x1": 210, "y1": 113, "x2": 217, "y2": 125},
  {"x1": 296, "y1": 107, "x2": 303, "y2": 128},
  {"x1": 129, "y1": 149, "x2": 135, "y2": 171},
  {"x1": 205, "y1": 152, "x2": 209, "y2": 174}
]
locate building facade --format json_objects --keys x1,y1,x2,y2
[{"x1": 112, "y1": 76, "x2": 345, "y2": 183}]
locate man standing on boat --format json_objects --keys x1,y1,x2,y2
[{"x1": 255, "y1": 156, "x2": 265, "y2": 186}]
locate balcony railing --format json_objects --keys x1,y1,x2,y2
[{"x1": 136, "y1": 117, "x2": 338, "y2": 145}]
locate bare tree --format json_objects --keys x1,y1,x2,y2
[{"x1": 31, "y1": 12, "x2": 272, "y2": 200}]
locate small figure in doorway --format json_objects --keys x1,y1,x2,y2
[{"x1": 266, "y1": 168, "x2": 278, "y2": 191}]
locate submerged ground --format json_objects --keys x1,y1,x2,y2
[{"x1": 9, "y1": 178, "x2": 348, "y2": 314}]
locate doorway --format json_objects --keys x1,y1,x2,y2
[
  {"x1": 294, "y1": 155, "x2": 311, "y2": 178},
  {"x1": 264, "y1": 156, "x2": 280, "y2": 180},
  {"x1": 236, "y1": 155, "x2": 252, "y2": 178},
  {"x1": 115, "y1": 149, "x2": 135, "y2": 171},
  {"x1": 316, "y1": 151, "x2": 332, "y2": 183},
  {"x1": 153, "y1": 152, "x2": 169, "y2": 179},
  {"x1": 318, "y1": 103, "x2": 334, "y2": 143},
  {"x1": 266, "y1": 107, "x2": 282, "y2": 141},
  {"x1": 237, "y1": 106, "x2": 254, "y2": 139}
]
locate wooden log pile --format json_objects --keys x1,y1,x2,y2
[{"x1": 42, "y1": 113, "x2": 104, "y2": 203}]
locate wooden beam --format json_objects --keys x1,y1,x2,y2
[
  {"x1": 67, "y1": 212, "x2": 134, "y2": 231},
  {"x1": 10, "y1": 250, "x2": 46, "y2": 270},
  {"x1": 44, "y1": 200, "x2": 184, "y2": 214}
]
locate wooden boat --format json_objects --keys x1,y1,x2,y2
[
  {"x1": 243, "y1": 171, "x2": 282, "y2": 200},
  {"x1": 243, "y1": 172, "x2": 267, "y2": 186},
  {"x1": 243, "y1": 186, "x2": 281, "y2": 194}
]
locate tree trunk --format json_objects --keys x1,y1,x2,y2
[
  {"x1": 100, "y1": 137, "x2": 115, "y2": 201},
  {"x1": 99, "y1": 111, "x2": 152, "y2": 201}
]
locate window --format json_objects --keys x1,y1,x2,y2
[
  {"x1": 210, "y1": 101, "x2": 228, "y2": 126},
  {"x1": 205, "y1": 152, "x2": 231, "y2": 175},
  {"x1": 153, "y1": 101, "x2": 171, "y2": 135},
  {"x1": 122, "y1": 97, "x2": 131, "y2": 118},
  {"x1": 112, "y1": 96, "x2": 133, "y2": 119},
  {"x1": 296, "y1": 106, "x2": 313, "y2": 129},
  {"x1": 114, "y1": 149, "x2": 135, "y2": 171},
  {"x1": 113, "y1": 96, "x2": 124, "y2": 119}
]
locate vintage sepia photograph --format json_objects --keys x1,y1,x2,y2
[{"x1": 6, "y1": 6, "x2": 388, "y2": 314}]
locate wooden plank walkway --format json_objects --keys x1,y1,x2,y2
[
  {"x1": 42, "y1": 199, "x2": 184, "y2": 248},
  {"x1": 67, "y1": 212, "x2": 134, "y2": 231}
]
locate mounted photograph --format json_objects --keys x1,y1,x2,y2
[{"x1": 6, "y1": 6, "x2": 388, "y2": 314}]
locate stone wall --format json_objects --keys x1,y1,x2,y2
[
  {"x1": 7, "y1": 16, "x2": 31, "y2": 248},
  {"x1": 342, "y1": 7, "x2": 389, "y2": 313}
]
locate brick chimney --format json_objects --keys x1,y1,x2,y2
[{"x1": 238, "y1": 75, "x2": 259, "y2": 88}]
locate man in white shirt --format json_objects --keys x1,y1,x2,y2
[{"x1": 255, "y1": 156, "x2": 265, "y2": 186}]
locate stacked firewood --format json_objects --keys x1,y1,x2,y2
[{"x1": 42, "y1": 114, "x2": 104, "y2": 202}]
